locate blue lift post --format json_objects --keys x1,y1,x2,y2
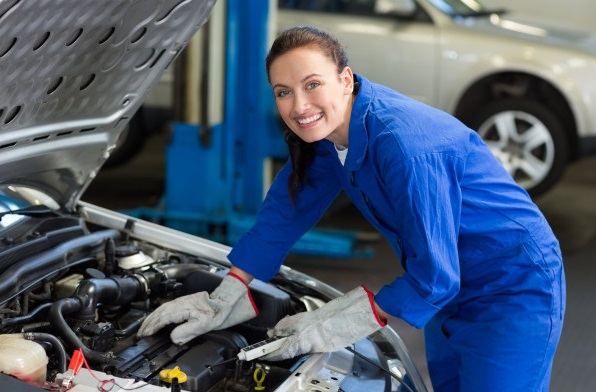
[{"x1": 130, "y1": 0, "x2": 373, "y2": 258}]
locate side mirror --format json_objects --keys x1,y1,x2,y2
[{"x1": 375, "y1": 0, "x2": 416, "y2": 16}]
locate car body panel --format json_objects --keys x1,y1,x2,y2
[{"x1": 434, "y1": 18, "x2": 596, "y2": 137}]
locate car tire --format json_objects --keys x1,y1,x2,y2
[
  {"x1": 467, "y1": 98, "x2": 568, "y2": 197},
  {"x1": 104, "y1": 108, "x2": 148, "y2": 168}
]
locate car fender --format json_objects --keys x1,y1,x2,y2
[{"x1": 435, "y1": 33, "x2": 593, "y2": 140}]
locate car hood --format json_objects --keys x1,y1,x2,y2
[
  {"x1": 457, "y1": 12, "x2": 596, "y2": 54},
  {"x1": 0, "y1": 0, "x2": 216, "y2": 211}
]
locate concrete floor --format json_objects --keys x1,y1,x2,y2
[{"x1": 85, "y1": 133, "x2": 596, "y2": 392}]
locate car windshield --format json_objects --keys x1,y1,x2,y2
[
  {"x1": 0, "y1": 186, "x2": 59, "y2": 229},
  {"x1": 428, "y1": 0, "x2": 506, "y2": 17}
]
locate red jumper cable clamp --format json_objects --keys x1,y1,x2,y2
[{"x1": 55, "y1": 348, "x2": 85, "y2": 389}]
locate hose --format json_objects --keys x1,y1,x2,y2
[
  {"x1": 49, "y1": 275, "x2": 148, "y2": 365},
  {"x1": 114, "y1": 317, "x2": 145, "y2": 338},
  {"x1": 0, "y1": 302, "x2": 52, "y2": 328},
  {"x1": 23, "y1": 332, "x2": 68, "y2": 374},
  {"x1": 49, "y1": 297, "x2": 113, "y2": 365}
]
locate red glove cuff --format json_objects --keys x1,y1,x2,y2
[
  {"x1": 361, "y1": 285, "x2": 387, "y2": 327},
  {"x1": 228, "y1": 272, "x2": 259, "y2": 316}
]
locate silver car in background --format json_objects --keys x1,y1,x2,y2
[{"x1": 278, "y1": 0, "x2": 596, "y2": 197}]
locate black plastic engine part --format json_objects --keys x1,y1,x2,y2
[
  {"x1": 0, "y1": 216, "x2": 88, "y2": 271},
  {"x1": 181, "y1": 269, "x2": 293, "y2": 330},
  {"x1": 171, "y1": 331, "x2": 248, "y2": 392},
  {"x1": 0, "y1": 229, "x2": 120, "y2": 306},
  {"x1": 75, "y1": 320, "x2": 116, "y2": 352},
  {"x1": 109, "y1": 330, "x2": 246, "y2": 392}
]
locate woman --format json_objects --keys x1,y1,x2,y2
[{"x1": 139, "y1": 26, "x2": 565, "y2": 391}]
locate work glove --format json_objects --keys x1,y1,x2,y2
[
  {"x1": 137, "y1": 273, "x2": 258, "y2": 345},
  {"x1": 262, "y1": 285, "x2": 386, "y2": 361}
]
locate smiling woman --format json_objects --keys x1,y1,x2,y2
[{"x1": 222, "y1": 25, "x2": 565, "y2": 392}]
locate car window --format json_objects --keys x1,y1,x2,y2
[
  {"x1": 279, "y1": 0, "x2": 432, "y2": 22},
  {"x1": 427, "y1": 0, "x2": 506, "y2": 17},
  {"x1": 279, "y1": 0, "x2": 378, "y2": 16},
  {"x1": 427, "y1": 0, "x2": 481, "y2": 15}
]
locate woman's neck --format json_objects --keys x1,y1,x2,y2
[{"x1": 326, "y1": 93, "x2": 354, "y2": 147}]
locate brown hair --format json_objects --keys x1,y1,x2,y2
[{"x1": 265, "y1": 26, "x2": 349, "y2": 203}]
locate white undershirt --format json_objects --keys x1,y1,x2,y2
[{"x1": 334, "y1": 144, "x2": 348, "y2": 166}]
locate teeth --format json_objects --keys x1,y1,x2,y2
[{"x1": 298, "y1": 113, "x2": 323, "y2": 124}]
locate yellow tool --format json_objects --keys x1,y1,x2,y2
[{"x1": 159, "y1": 366, "x2": 188, "y2": 384}]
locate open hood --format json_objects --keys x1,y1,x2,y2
[{"x1": 0, "y1": 0, "x2": 216, "y2": 210}]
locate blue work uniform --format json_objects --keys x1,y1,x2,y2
[{"x1": 228, "y1": 74, "x2": 565, "y2": 391}]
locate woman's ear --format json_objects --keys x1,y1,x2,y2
[{"x1": 341, "y1": 66, "x2": 354, "y2": 95}]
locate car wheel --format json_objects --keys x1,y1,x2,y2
[
  {"x1": 104, "y1": 108, "x2": 148, "y2": 168},
  {"x1": 468, "y1": 98, "x2": 568, "y2": 197}
]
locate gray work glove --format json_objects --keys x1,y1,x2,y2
[
  {"x1": 137, "y1": 273, "x2": 258, "y2": 345},
  {"x1": 262, "y1": 285, "x2": 386, "y2": 361}
]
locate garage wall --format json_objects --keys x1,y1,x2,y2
[{"x1": 481, "y1": 0, "x2": 595, "y2": 30}]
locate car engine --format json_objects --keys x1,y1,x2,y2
[{"x1": 0, "y1": 201, "x2": 420, "y2": 392}]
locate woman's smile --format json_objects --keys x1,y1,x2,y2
[{"x1": 296, "y1": 113, "x2": 324, "y2": 127}]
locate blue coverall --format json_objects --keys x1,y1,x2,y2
[{"x1": 228, "y1": 74, "x2": 565, "y2": 391}]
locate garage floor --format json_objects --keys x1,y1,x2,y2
[{"x1": 85, "y1": 132, "x2": 596, "y2": 392}]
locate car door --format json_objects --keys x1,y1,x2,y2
[{"x1": 276, "y1": 0, "x2": 439, "y2": 105}]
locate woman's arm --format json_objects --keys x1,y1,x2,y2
[
  {"x1": 228, "y1": 152, "x2": 342, "y2": 283},
  {"x1": 229, "y1": 266, "x2": 254, "y2": 284},
  {"x1": 374, "y1": 300, "x2": 389, "y2": 324}
]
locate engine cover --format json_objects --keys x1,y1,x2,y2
[{"x1": 110, "y1": 330, "x2": 246, "y2": 391}]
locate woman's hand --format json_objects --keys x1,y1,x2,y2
[{"x1": 262, "y1": 285, "x2": 387, "y2": 361}]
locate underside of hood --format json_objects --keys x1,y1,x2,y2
[{"x1": 0, "y1": 0, "x2": 216, "y2": 210}]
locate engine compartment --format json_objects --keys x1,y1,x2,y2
[{"x1": 0, "y1": 206, "x2": 418, "y2": 392}]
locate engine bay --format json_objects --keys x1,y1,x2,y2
[{"x1": 0, "y1": 202, "x2": 418, "y2": 392}]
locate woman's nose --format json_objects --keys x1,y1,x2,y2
[{"x1": 292, "y1": 92, "x2": 309, "y2": 113}]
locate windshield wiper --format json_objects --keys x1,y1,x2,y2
[
  {"x1": 465, "y1": 8, "x2": 508, "y2": 17},
  {"x1": 0, "y1": 205, "x2": 55, "y2": 218}
]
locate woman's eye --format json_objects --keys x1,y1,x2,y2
[
  {"x1": 306, "y1": 82, "x2": 320, "y2": 90},
  {"x1": 276, "y1": 90, "x2": 290, "y2": 98}
]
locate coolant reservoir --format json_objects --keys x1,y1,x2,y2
[{"x1": 0, "y1": 335, "x2": 48, "y2": 386}]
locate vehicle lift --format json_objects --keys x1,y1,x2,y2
[{"x1": 127, "y1": 0, "x2": 373, "y2": 258}]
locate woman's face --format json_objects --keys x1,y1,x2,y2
[{"x1": 269, "y1": 46, "x2": 354, "y2": 146}]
